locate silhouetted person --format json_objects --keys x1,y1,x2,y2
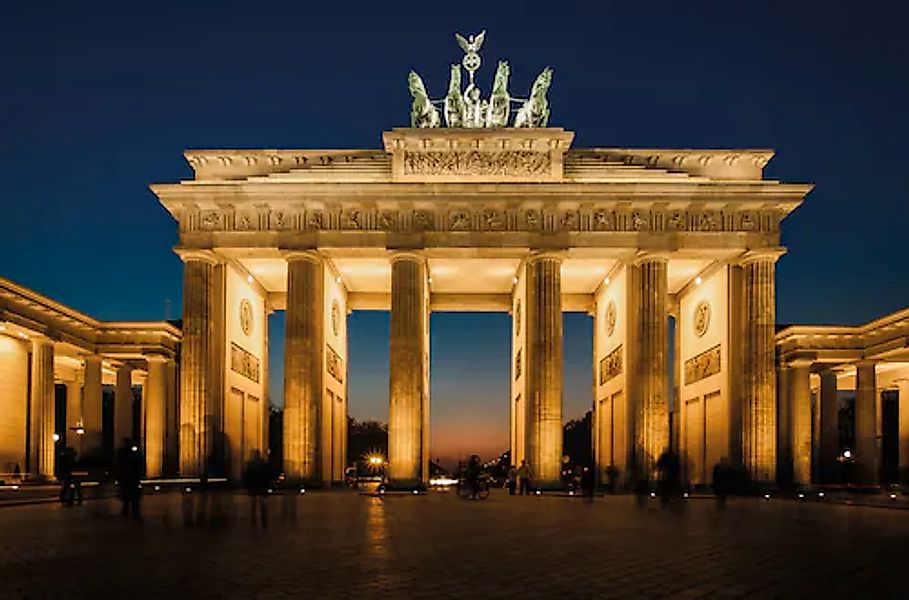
[
  {"x1": 713, "y1": 457, "x2": 730, "y2": 510},
  {"x1": 506, "y1": 465, "x2": 517, "y2": 495},
  {"x1": 580, "y1": 466, "x2": 595, "y2": 500},
  {"x1": 466, "y1": 455, "x2": 482, "y2": 499},
  {"x1": 604, "y1": 465, "x2": 619, "y2": 495},
  {"x1": 12, "y1": 462, "x2": 21, "y2": 482},
  {"x1": 58, "y1": 447, "x2": 82, "y2": 506},
  {"x1": 244, "y1": 450, "x2": 270, "y2": 528},
  {"x1": 517, "y1": 460, "x2": 532, "y2": 495},
  {"x1": 116, "y1": 438, "x2": 143, "y2": 518},
  {"x1": 656, "y1": 449, "x2": 681, "y2": 508}
]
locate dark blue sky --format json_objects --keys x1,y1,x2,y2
[{"x1": 3, "y1": 1, "x2": 907, "y2": 459}]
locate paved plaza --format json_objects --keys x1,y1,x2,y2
[{"x1": 1, "y1": 490, "x2": 908, "y2": 599}]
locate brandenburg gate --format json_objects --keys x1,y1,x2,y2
[{"x1": 151, "y1": 32, "x2": 812, "y2": 488}]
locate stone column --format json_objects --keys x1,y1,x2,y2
[
  {"x1": 524, "y1": 253, "x2": 563, "y2": 488},
  {"x1": 165, "y1": 359, "x2": 178, "y2": 476},
  {"x1": 629, "y1": 256, "x2": 669, "y2": 482},
  {"x1": 283, "y1": 251, "x2": 324, "y2": 483},
  {"x1": 144, "y1": 356, "x2": 168, "y2": 478},
  {"x1": 115, "y1": 364, "x2": 134, "y2": 447},
  {"x1": 898, "y1": 379, "x2": 909, "y2": 484},
  {"x1": 787, "y1": 363, "x2": 813, "y2": 486},
  {"x1": 818, "y1": 370, "x2": 839, "y2": 483},
  {"x1": 855, "y1": 362, "x2": 878, "y2": 485},
  {"x1": 30, "y1": 337, "x2": 55, "y2": 478},
  {"x1": 388, "y1": 252, "x2": 430, "y2": 487},
  {"x1": 777, "y1": 367, "x2": 792, "y2": 485},
  {"x1": 82, "y1": 356, "x2": 103, "y2": 457},
  {"x1": 179, "y1": 251, "x2": 218, "y2": 476},
  {"x1": 740, "y1": 253, "x2": 779, "y2": 484}
]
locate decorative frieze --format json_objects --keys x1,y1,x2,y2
[
  {"x1": 183, "y1": 205, "x2": 781, "y2": 235},
  {"x1": 598, "y1": 345, "x2": 623, "y2": 385},
  {"x1": 684, "y1": 344, "x2": 721, "y2": 385},
  {"x1": 230, "y1": 342, "x2": 260, "y2": 383},
  {"x1": 402, "y1": 150, "x2": 551, "y2": 178},
  {"x1": 326, "y1": 344, "x2": 344, "y2": 383}
]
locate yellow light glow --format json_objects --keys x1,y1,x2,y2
[
  {"x1": 246, "y1": 275, "x2": 253, "y2": 284},
  {"x1": 695, "y1": 276, "x2": 702, "y2": 285},
  {"x1": 604, "y1": 276, "x2": 610, "y2": 285}
]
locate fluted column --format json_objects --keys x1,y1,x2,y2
[
  {"x1": 787, "y1": 363, "x2": 812, "y2": 486},
  {"x1": 144, "y1": 356, "x2": 168, "y2": 478},
  {"x1": 777, "y1": 367, "x2": 792, "y2": 484},
  {"x1": 740, "y1": 253, "x2": 779, "y2": 484},
  {"x1": 30, "y1": 337, "x2": 55, "y2": 478},
  {"x1": 629, "y1": 257, "x2": 669, "y2": 481},
  {"x1": 524, "y1": 253, "x2": 563, "y2": 488},
  {"x1": 388, "y1": 252, "x2": 429, "y2": 486},
  {"x1": 82, "y1": 355, "x2": 103, "y2": 457},
  {"x1": 283, "y1": 251, "x2": 324, "y2": 483},
  {"x1": 179, "y1": 251, "x2": 218, "y2": 476},
  {"x1": 115, "y1": 364, "x2": 134, "y2": 446},
  {"x1": 818, "y1": 370, "x2": 839, "y2": 483},
  {"x1": 855, "y1": 362, "x2": 878, "y2": 485}
]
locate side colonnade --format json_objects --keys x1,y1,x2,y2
[{"x1": 0, "y1": 277, "x2": 179, "y2": 481}]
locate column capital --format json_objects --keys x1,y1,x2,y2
[
  {"x1": 283, "y1": 249, "x2": 322, "y2": 263},
  {"x1": 389, "y1": 250, "x2": 426, "y2": 264},
  {"x1": 29, "y1": 333, "x2": 54, "y2": 348},
  {"x1": 144, "y1": 353, "x2": 170, "y2": 365},
  {"x1": 527, "y1": 250, "x2": 565, "y2": 264},
  {"x1": 783, "y1": 357, "x2": 816, "y2": 369},
  {"x1": 81, "y1": 354, "x2": 102, "y2": 366},
  {"x1": 176, "y1": 249, "x2": 220, "y2": 265},
  {"x1": 736, "y1": 247, "x2": 786, "y2": 266},
  {"x1": 630, "y1": 250, "x2": 670, "y2": 266}
]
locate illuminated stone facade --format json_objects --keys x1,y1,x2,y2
[
  {"x1": 777, "y1": 309, "x2": 909, "y2": 487},
  {"x1": 0, "y1": 277, "x2": 179, "y2": 480},
  {"x1": 153, "y1": 127, "x2": 811, "y2": 487},
  {"x1": 8, "y1": 127, "x2": 908, "y2": 491}
]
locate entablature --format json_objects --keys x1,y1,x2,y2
[{"x1": 0, "y1": 277, "x2": 181, "y2": 359}]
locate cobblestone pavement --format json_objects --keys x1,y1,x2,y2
[{"x1": 1, "y1": 489, "x2": 908, "y2": 599}]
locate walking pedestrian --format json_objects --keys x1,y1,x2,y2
[
  {"x1": 517, "y1": 460, "x2": 532, "y2": 495},
  {"x1": 506, "y1": 464, "x2": 517, "y2": 495},
  {"x1": 116, "y1": 438, "x2": 143, "y2": 518},
  {"x1": 580, "y1": 465, "x2": 595, "y2": 500},
  {"x1": 244, "y1": 450, "x2": 271, "y2": 528}
]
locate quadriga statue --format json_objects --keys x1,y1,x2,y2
[
  {"x1": 485, "y1": 60, "x2": 510, "y2": 128},
  {"x1": 444, "y1": 64, "x2": 465, "y2": 128},
  {"x1": 408, "y1": 70, "x2": 440, "y2": 128},
  {"x1": 513, "y1": 67, "x2": 552, "y2": 128}
]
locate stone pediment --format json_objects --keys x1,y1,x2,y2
[{"x1": 381, "y1": 128, "x2": 574, "y2": 182}]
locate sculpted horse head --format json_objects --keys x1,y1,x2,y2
[
  {"x1": 492, "y1": 60, "x2": 510, "y2": 94},
  {"x1": 530, "y1": 67, "x2": 552, "y2": 102},
  {"x1": 408, "y1": 70, "x2": 439, "y2": 128},
  {"x1": 408, "y1": 70, "x2": 430, "y2": 102}
]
